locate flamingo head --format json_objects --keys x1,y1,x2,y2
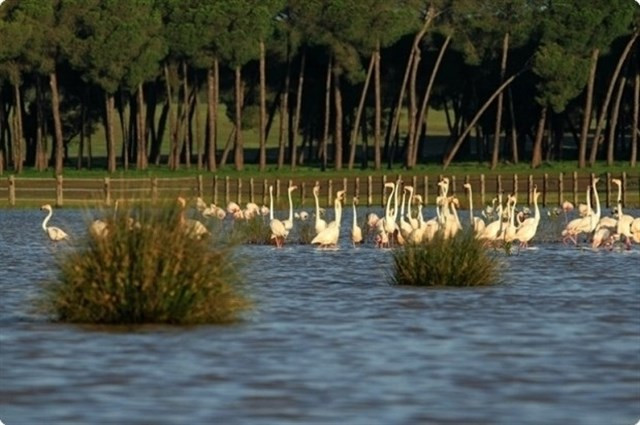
[
  {"x1": 40, "y1": 204, "x2": 52, "y2": 212},
  {"x1": 413, "y1": 194, "x2": 423, "y2": 205},
  {"x1": 463, "y1": 183, "x2": 471, "y2": 190},
  {"x1": 313, "y1": 186, "x2": 320, "y2": 196},
  {"x1": 336, "y1": 190, "x2": 346, "y2": 201},
  {"x1": 176, "y1": 196, "x2": 187, "y2": 208},
  {"x1": 611, "y1": 178, "x2": 621, "y2": 186},
  {"x1": 288, "y1": 185, "x2": 298, "y2": 193},
  {"x1": 353, "y1": 196, "x2": 359, "y2": 205}
]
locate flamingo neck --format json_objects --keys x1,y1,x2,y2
[
  {"x1": 288, "y1": 190, "x2": 294, "y2": 222},
  {"x1": 385, "y1": 186, "x2": 395, "y2": 219},
  {"x1": 467, "y1": 188, "x2": 474, "y2": 225},
  {"x1": 335, "y1": 198, "x2": 342, "y2": 226},
  {"x1": 592, "y1": 182, "x2": 601, "y2": 219},
  {"x1": 406, "y1": 190, "x2": 414, "y2": 220},
  {"x1": 615, "y1": 183, "x2": 623, "y2": 215},
  {"x1": 42, "y1": 208, "x2": 52, "y2": 231},
  {"x1": 352, "y1": 203, "x2": 357, "y2": 228},
  {"x1": 269, "y1": 188, "x2": 274, "y2": 220}
]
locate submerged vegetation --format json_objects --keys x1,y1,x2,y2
[
  {"x1": 40, "y1": 201, "x2": 250, "y2": 325},
  {"x1": 390, "y1": 230, "x2": 501, "y2": 287}
]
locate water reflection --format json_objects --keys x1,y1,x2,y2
[{"x1": 1, "y1": 208, "x2": 639, "y2": 425}]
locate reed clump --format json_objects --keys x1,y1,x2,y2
[
  {"x1": 41, "y1": 201, "x2": 250, "y2": 325},
  {"x1": 390, "y1": 230, "x2": 501, "y2": 287},
  {"x1": 229, "y1": 216, "x2": 272, "y2": 244}
]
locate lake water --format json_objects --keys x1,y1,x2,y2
[{"x1": 1, "y1": 207, "x2": 639, "y2": 425}]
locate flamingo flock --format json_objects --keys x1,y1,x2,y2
[{"x1": 37, "y1": 177, "x2": 640, "y2": 251}]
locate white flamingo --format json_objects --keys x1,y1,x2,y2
[
  {"x1": 177, "y1": 197, "x2": 208, "y2": 239},
  {"x1": 351, "y1": 197, "x2": 363, "y2": 247},
  {"x1": 514, "y1": 186, "x2": 541, "y2": 249},
  {"x1": 268, "y1": 185, "x2": 287, "y2": 248},
  {"x1": 282, "y1": 185, "x2": 298, "y2": 231},
  {"x1": 479, "y1": 192, "x2": 505, "y2": 242},
  {"x1": 313, "y1": 183, "x2": 327, "y2": 235},
  {"x1": 463, "y1": 182, "x2": 485, "y2": 234},
  {"x1": 40, "y1": 204, "x2": 69, "y2": 241},
  {"x1": 311, "y1": 190, "x2": 344, "y2": 248},
  {"x1": 612, "y1": 178, "x2": 635, "y2": 249},
  {"x1": 562, "y1": 185, "x2": 594, "y2": 245}
]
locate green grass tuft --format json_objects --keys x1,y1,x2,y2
[
  {"x1": 390, "y1": 230, "x2": 501, "y2": 287},
  {"x1": 40, "y1": 201, "x2": 251, "y2": 325}
]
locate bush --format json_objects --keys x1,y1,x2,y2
[
  {"x1": 40, "y1": 201, "x2": 251, "y2": 325},
  {"x1": 390, "y1": 230, "x2": 501, "y2": 287}
]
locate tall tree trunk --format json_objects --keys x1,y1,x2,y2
[
  {"x1": 117, "y1": 90, "x2": 129, "y2": 170},
  {"x1": 35, "y1": 77, "x2": 45, "y2": 171},
  {"x1": 386, "y1": 7, "x2": 435, "y2": 159},
  {"x1": 0, "y1": 86, "x2": 6, "y2": 175},
  {"x1": 182, "y1": 61, "x2": 191, "y2": 168},
  {"x1": 578, "y1": 48, "x2": 599, "y2": 168},
  {"x1": 589, "y1": 30, "x2": 639, "y2": 166},
  {"x1": 278, "y1": 50, "x2": 290, "y2": 170},
  {"x1": 413, "y1": 34, "x2": 451, "y2": 167},
  {"x1": 234, "y1": 65, "x2": 244, "y2": 171},
  {"x1": 632, "y1": 71, "x2": 639, "y2": 167},
  {"x1": 321, "y1": 57, "x2": 333, "y2": 171},
  {"x1": 507, "y1": 86, "x2": 518, "y2": 163},
  {"x1": 206, "y1": 61, "x2": 218, "y2": 171},
  {"x1": 293, "y1": 51, "x2": 305, "y2": 166},
  {"x1": 259, "y1": 41, "x2": 267, "y2": 171},
  {"x1": 136, "y1": 83, "x2": 147, "y2": 169},
  {"x1": 105, "y1": 92, "x2": 116, "y2": 172},
  {"x1": 333, "y1": 71, "x2": 343, "y2": 170},
  {"x1": 193, "y1": 80, "x2": 202, "y2": 170},
  {"x1": 374, "y1": 43, "x2": 382, "y2": 170},
  {"x1": 443, "y1": 71, "x2": 521, "y2": 169},
  {"x1": 491, "y1": 32, "x2": 509, "y2": 170},
  {"x1": 12, "y1": 82, "x2": 23, "y2": 173},
  {"x1": 48, "y1": 71, "x2": 64, "y2": 174},
  {"x1": 164, "y1": 64, "x2": 177, "y2": 169},
  {"x1": 606, "y1": 75, "x2": 626, "y2": 165},
  {"x1": 77, "y1": 93, "x2": 85, "y2": 170},
  {"x1": 405, "y1": 40, "x2": 421, "y2": 169},
  {"x1": 531, "y1": 106, "x2": 547, "y2": 168},
  {"x1": 348, "y1": 54, "x2": 375, "y2": 170}
]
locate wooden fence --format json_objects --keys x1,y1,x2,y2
[{"x1": 1, "y1": 172, "x2": 638, "y2": 209}]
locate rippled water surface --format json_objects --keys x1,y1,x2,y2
[{"x1": 1, "y1": 208, "x2": 639, "y2": 425}]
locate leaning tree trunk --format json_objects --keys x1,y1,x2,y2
[
  {"x1": 386, "y1": 7, "x2": 435, "y2": 159},
  {"x1": 319, "y1": 57, "x2": 333, "y2": 171},
  {"x1": 259, "y1": 41, "x2": 267, "y2": 171},
  {"x1": 182, "y1": 61, "x2": 191, "y2": 168},
  {"x1": 12, "y1": 82, "x2": 23, "y2": 173},
  {"x1": 589, "y1": 30, "x2": 639, "y2": 166},
  {"x1": 206, "y1": 60, "x2": 218, "y2": 172},
  {"x1": 234, "y1": 65, "x2": 244, "y2": 171},
  {"x1": 491, "y1": 32, "x2": 509, "y2": 170},
  {"x1": 531, "y1": 106, "x2": 547, "y2": 168},
  {"x1": 49, "y1": 71, "x2": 64, "y2": 174},
  {"x1": 442, "y1": 71, "x2": 521, "y2": 169},
  {"x1": 293, "y1": 51, "x2": 305, "y2": 166},
  {"x1": 405, "y1": 41, "x2": 421, "y2": 169},
  {"x1": 278, "y1": 49, "x2": 290, "y2": 170},
  {"x1": 333, "y1": 71, "x2": 343, "y2": 170},
  {"x1": 105, "y1": 92, "x2": 116, "y2": 172},
  {"x1": 507, "y1": 86, "x2": 519, "y2": 163},
  {"x1": 374, "y1": 43, "x2": 382, "y2": 170},
  {"x1": 632, "y1": 71, "x2": 639, "y2": 167},
  {"x1": 164, "y1": 64, "x2": 178, "y2": 169},
  {"x1": 606, "y1": 75, "x2": 626, "y2": 166},
  {"x1": 136, "y1": 83, "x2": 147, "y2": 169},
  {"x1": 35, "y1": 77, "x2": 46, "y2": 171},
  {"x1": 578, "y1": 48, "x2": 599, "y2": 169},
  {"x1": 348, "y1": 54, "x2": 375, "y2": 170},
  {"x1": 412, "y1": 34, "x2": 451, "y2": 167}
]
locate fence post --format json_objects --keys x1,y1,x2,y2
[
  {"x1": 213, "y1": 176, "x2": 219, "y2": 205},
  {"x1": 480, "y1": 174, "x2": 485, "y2": 206},
  {"x1": 8, "y1": 175, "x2": 15, "y2": 206},
  {"x1": 225, "y1": 176, "x2": 230, "y2": 205},
  {"x1": 237, "y1": 178, "x2": 242, "y2": 204},
  {"x1": 496, "y1": 175, "x2": 502, "y2": 197},
  {"x1": 527, "y1": 175, "x2": 533, "y2": 206},
  {"x1": 197, "y1": 175, "x2": 203, "y2": 198},
  {"x1": 543, "y1": 173, "x2": 549, "y2": 207},
  {"x1": 412, "y1": 175, "x2": 417, "y2": 193},
  {"x1": 250, "y1": 178, "x2": 255, "y2": 204},
  {"x1": 327, "y1": 179, "x2": 333, "y2": 207},
  {"x1": 151, "y1": 177, "x2": 158, "y2": 203},
  {"x1": 104, "y1": 177, "x2": 111, "y2": 206},
  {"x1": 572, "y1": 171, "x2": 578, "y2": 206},
  {"x1": 558, "y1": 172, "x2": 563, "y2": 206},
  {"x1": 355, "y1": 177, "x2": 360, "y2": 199},
  {"x1": 622, "y1": 171, "x2": 627, "y2": 208},
  {"x1": 367, "y1": 175, "x2": 373, "y2": 206},
  {"x1": 605, "y1": 172, "x2": 611, "y2": 208},
  {"x1": 300, "y1": 181, "x2": 306, "y2": 207},
  {"x1": 451, "y1": 175, "x2": 456, "y2": 195},
  {"x1": 276, "y1": 179, "x2": 281, "y2": 200},
  {"x1": 55, "y1": 175, "x2": 63, "y2": 207},
  {"x1": 382, "y1": 175, "x2": 387, "y2": 207},
  {"x1": 263, "y1": 179, "x2": 268, "y2": 206},
  {"x1": 423, "y1": 176, "x2": 429, "y2": 205}
]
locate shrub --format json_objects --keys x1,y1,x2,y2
[
  {"x1": 40, "y1": 201, "x2": 251, "y2": 325},
  {"x1": 390, "y1": 230, "x2": 501, "y2": 287}
]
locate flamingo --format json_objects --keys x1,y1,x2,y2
[
  {"x1": 514, "y1": 186, "x2": 541, "y2": 249},
  {"x1": 399, "y1": 185, "x2": 414, "y2": 240},
  {"x1": 479, "y1": 192, "x2": 505, "y2": 242},
  {"x1": 408, "y1": 195, "x2": 427, "y2": 244},
  {"x1": 562, "y1": 186, "x2": 594, "y2": 245},
  {"x1": 40, "y1": 204, "x2": 69, "y2": 241},
  {"x1": 313, "y1": 183, "x2": 327, "y2": 235},
  {"x1": 442, "y1": 196, "x2": 462, "y2": 239},
  {"x1": 463, "y1": 182, "x2": 485, "y2": 234},
  {"x1": 226, "y1": 201, "x2": 241, "y2": 215},
  {"x1": 503, "y1": 194, "x2": 519, "y2": 244},
  {"x1": 351, "y1": 197, "x2": 363, "y2": 247},
  {"x1": 268, "y1": 185, "x2": 287, "y2": 248},
  {"x1": 282, "y1": 185, "x2": 298, "y2": 231},
  {"x1": 405, "y1": 186, "x2": 419, "y2": 230},
  {"x1": 612, "y1": 178, "x2": 635, "y2": 249},
  {"x1": 311, "y1": 190, "x2": 344, "y2": 248},
  {"x1": 177, "y1": 197, "x2": 208, "y2": 239}
]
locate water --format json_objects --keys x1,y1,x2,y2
[{"x1": 1, "y1": 208, "x2": 639, "y2": 425}]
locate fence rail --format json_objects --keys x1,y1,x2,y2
[{"x1": 1, "y1": 172, "x2": 638, "y2": 209}]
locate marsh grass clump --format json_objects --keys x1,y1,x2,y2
[
  {"x1": 390, "y1": 230, "x2": 501, "y2": 287},
  {"x1": 229, "y1": 216, "x2": 272, "y2": 244},
  {"x1": 41, "y1": 201, "x2": 250, "y2": 325},
  {"x1": 296, "y1": 220, "x2": 316, "y2": 244}
]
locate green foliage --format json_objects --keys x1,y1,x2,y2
[
  {"x1": 390, "y1": 230, "x2": 501, "y2": 287},
  {"x1": 229, "y1": 216, "x2": 273, "y2": 245},
  {"x1": 40, "y1": 201, "x2": 251, "y2": 325}
]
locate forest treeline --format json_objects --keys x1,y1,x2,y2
[{"x1": 0, "y1": 0, "x2": 638, "y2": 175}]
